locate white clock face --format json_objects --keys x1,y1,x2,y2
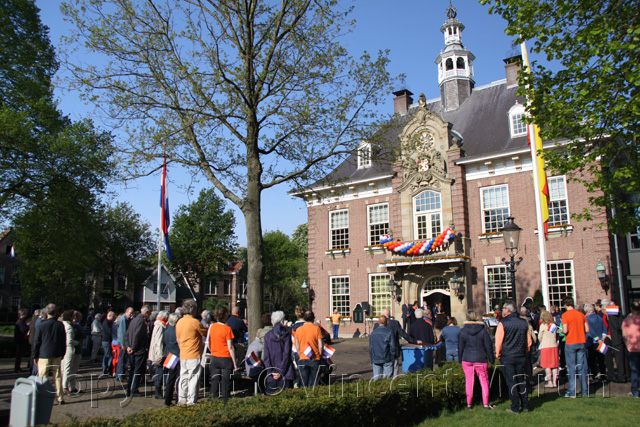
[{"x1": 420, "y1": 132, "x2": 434, "y2": 151}]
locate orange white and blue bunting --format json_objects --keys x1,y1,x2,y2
[{"x1": 378, "y1": 228, "x2": 455, "y2": 255}]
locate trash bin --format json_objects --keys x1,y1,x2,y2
[
  {"x1": 10, "y1": 376, "x2": 55, "y2": 427},
  {"x1": 401, "y1": 346, "x2": 434, "y2": 373}
]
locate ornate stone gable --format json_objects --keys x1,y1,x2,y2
[{"x1": 397, "y1": 97, "x2": 453, "y2": 195}]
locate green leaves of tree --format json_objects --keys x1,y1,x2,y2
[{"x1": 483, "y1": 0, "x2": 640, "y2": 233}]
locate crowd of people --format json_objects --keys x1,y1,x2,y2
[
  {"x1": 370, "y1": 296, "x2": 640, "y2": 413},
  {"x1": 13, "y1": 300, "x2": 340, "y2": 406},
  {"x1": 13, "y1": 295, "x2": 640, "y2": 410}
]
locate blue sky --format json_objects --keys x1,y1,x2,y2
[{"x1": 35, "y1": 0, "x2": 518, "y2": 246}]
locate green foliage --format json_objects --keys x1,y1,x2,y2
[
  {"x1": 0, "y1": 0, "x2": 114, "y2": 220},
  {"x1": 203, "y1": 296, "x2": 229, "y2": 313},
  {"x1": 533, "y1": 289, "x2": 544, "y2": 307},
  {"x1": 53, "y1": 362, "x2": 499, "y2": 427},
  {"x1": 169, "y1": 188, "x2": 237, "y2": 284},
  {"x1": 263, "y1": 228, "x2": 307, "y2": 317},
  {"x1": 481, "y1": 0, "x2": 640, "y2": 234},
  {"x1": 98, "y1": 201, "x2": 155, "y2": 279},
  {"x1": 14, "y1": 179, "x2": 103, "y2": 310}
]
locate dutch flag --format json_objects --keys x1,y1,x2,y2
[
  {"x1": 303, "y1": 346, "x2": 314, "y2": 358},
  {"x1": 597, "y1": 341, "x2": 608, "y2": 355},
  {"x1": 245, "y1": 351, "x2": 261, "y2": 368},
  {"x1": 549, "y1": 323, "x2": 557, "y2": 333},
  {"x1": 160, "y1": 157, "x2": 172, "y2": 261},
  {"x1": 606, "y1": 306, "x2": 619, "y2": 316},
  {"x1": 322, "y1": 345, "x2": 335, "y2": 359},
  {"x1": 163, "y1": 352, "x2": 179, "y2": 370}
]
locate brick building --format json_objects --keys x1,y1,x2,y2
[{"x1": 294, "y1": 6, "x2": 629, "y2": 336}]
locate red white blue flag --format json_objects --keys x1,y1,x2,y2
[
  {"x1": 245, "y1": 351, "x2": 261, "y2": 368},
  {"x1": 160, "y1": 158, "x2": 172, "y2": 261},
  {"x1": 303, "y1": 346, "x2": 314, "y2": 358},
  {"x1": 597, "y1": 341, "x2": 608, "y2": 355},
  {"x1": 163, "y1": 352, "x2": 179, "y2": 369},
  {"x1": 322, "y1": 345, "x2": 335, "y2": 359},
  {"x1": 548, "y1": 323, "x2": 557, "y2": 333},
  {"x1": 606, "y1": 306, "x2": 619, "y2": 316}
]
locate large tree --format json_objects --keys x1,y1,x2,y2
[
  {"x1": 14, "y1": 179, "x2": 103, "y2": 309},
  {"x1": 481, "y1": 0, "x2": 640, "y2": 233},
  {"x1": 169, "y1": 188, "x2": 237, "y2": 298},
  {"x1": 62, "y1": 0, "x2": 394, "y2": 335},
  {"x1": 0, "y1": 0, "x2": 113, "y2": 218},
  {"x1": 98, "y1": 202, "x2": 155, "y2": 292}
]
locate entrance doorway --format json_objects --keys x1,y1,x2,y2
[
  {"x1": 423, "y1": 291, "x2": 451, "y2": 318},
  {"x1": 420, "y1": 276, "x2": 451, "y2": 317}
]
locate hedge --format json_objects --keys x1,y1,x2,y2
[{"x1": 53, "y1": 362, "x2": 505, "y2": 427}]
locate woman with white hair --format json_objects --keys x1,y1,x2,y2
[
  {"x1": 90, "y1": 313, "x2": 103, "y2": 363},
  {"x1": 263, "y1": 311, "x2": 295, "y2": 394},
  {"x1": 148, "y1": 310, "x2": 168, "y2": 399}
]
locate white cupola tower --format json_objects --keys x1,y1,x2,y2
[{"x1": 435, "y1": 2, "x2": 475, "y2": 111}]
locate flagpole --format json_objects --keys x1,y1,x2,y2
[
  {"x1": 520, "y1": 41, "x2": 550, "y2": 309},
  {"x1": 157, "y1": 157, "x2": 166, "y2": 312}
]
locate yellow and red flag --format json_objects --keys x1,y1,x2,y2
[{"x1": 521, "y1": 43, "x2": 550, "y2": 239}]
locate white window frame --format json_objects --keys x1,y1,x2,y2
[
  {"x1": 484, "y1": 265, "x2": 512, "y2": 313},
  {"x1": 329, "y1": 209, "x2": 349, "y2": 249},
  {"x1": 547, "y1": 260, "x2": 575, "y2": 308},
  {"x1": 368, "y1": 203, "x2": 389, "y2": 245},
  {"x1": 357, "y1": 142, "x2": 372, "y2": 169},
  {"x1": 480, "y1": 184, "x2": 510, "y2": 234},
  {"x1": 11, "y1": 296, "x2": 21, "y2": 309},
  {"x1": 413, "y1": 190, "x2": 442, "y2": 240},
  {"x1": 223, "y1": 279, "x2": 231, "y2": 295},
  {"x1": 548, "y1": 176, "x2": 570, "y2": 226},
  {"x1": 508, "y1": 104, "x2": 527, "y2": 137},
  {"x1": 205, "y1": 280, "x2": 218, "y2": 295},
  {"x1": 369, "y1": 273, "x2": 391, "y2": 317},
  {"x1": 330, "y1": 275, "x2": 350, "y2": 317}
]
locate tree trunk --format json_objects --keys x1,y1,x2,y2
[{"x1": 243, "y1": 182, "x2": 264, "y2": 340}]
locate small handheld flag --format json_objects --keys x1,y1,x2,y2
[
  {"x1": 597, "y1": 341, "x2": 608, "y2": 355},
  {"x1": 322, "y1": 345, "x2": 335, "y2": 359},
  {"x1": 10, "y1": 245, "x2": 15, "y2": 258},
  {"x1": 548, "y1": 323, "x2": 557, "y2": 333},
  {"x1": 164, "y1": 353, "x2": 179, "y2": 369},
  {"x1": 303, "y1": 346, "x2": 314, "y2": 358},
  {"x1": 606, "y1": 306, "x2": 619, "y2": 316},
  {"x1": 245, "y1": 351, "x2": 261, "y2": 368}
]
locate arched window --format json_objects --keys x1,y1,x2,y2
[
  {"x1": 445, "y1": 58, "x2": 454, "y2": 71},
  {"x1": 456, "y1": 57, "x2": 465, "y2": 69},
  {"x1": 508, "y1": 103, "x2": 527, "y2": 137},
  {"x1": 413, "y1": 190, "x2": 442, "y2": 240}
]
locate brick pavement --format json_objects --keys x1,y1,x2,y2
[{"x1": 0, "y1": 338, "x2": 635, "y2": 425}]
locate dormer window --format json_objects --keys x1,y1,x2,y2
[
  {"x1": 357, "y1": 142, "x2": 372, "y2": 169},
  {"x1": 508, "y1": 103, "x2": 527, "y2": 138}
]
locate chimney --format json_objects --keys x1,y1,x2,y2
[
  {"x1": 393, "y1": 89, "x2": 414, "y2": 115},
  {"x1": 503, "y1": 55, "x2": 522, "y2": 87}
]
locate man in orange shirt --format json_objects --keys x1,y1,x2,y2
[
  {"x1": 294, "y1": 311, "x2": 324, "y2": 387},
  {"x1": 330, "y1": 309, "x2": 342, "y2": 340},
  {"x1": 175, "y1": 300, "x2": 206, "y2": 405},
  {"x1": 561, "y1": 296, "x2": 590, "y2": 398}
]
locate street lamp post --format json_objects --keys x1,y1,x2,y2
[
  {"x1": 301, "y1": 280, "x2": 314, "y2": 310},
  {"x1": 501, "y1": 216, "x2": 523, "y2": 305}
]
